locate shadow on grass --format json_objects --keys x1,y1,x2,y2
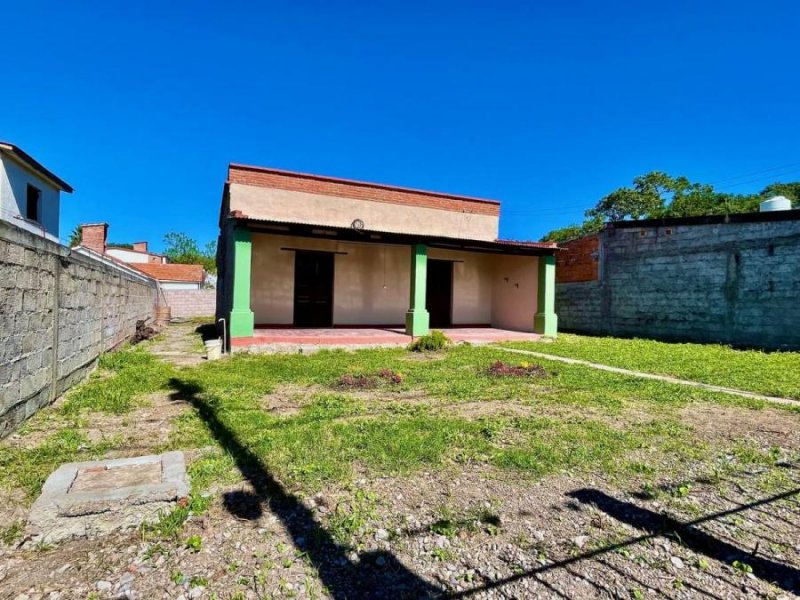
[{"x1": 168, "y1": 377, "x2": 442, "y2": 600}]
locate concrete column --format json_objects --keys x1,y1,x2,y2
[
  {"x1": 229, "y1": 226, "x2": 254, "y2": 338},
  {"x1": 405, "y1": 244, "x2": 430, "y2": 336},
  {"x1": 534, "y1": 254, "x2": 558, "y2": 337}
]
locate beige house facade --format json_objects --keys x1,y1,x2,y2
[{"x1": 217, "y1": 164, "x2": 558, "y2": 344}]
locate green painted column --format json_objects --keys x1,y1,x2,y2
[
  {"x1": 533, "y1": 254, "x2": 558, "y2": 337},
  {"x1": 229, "y1": 226, "x2": 255, "y2": 338},
  {"x1": 405, "y1": 244, "x2": 430, "y2": 336}
]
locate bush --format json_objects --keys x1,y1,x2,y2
[{"x1": 407, "y1": 330, "x2": 452, "y2": 352}]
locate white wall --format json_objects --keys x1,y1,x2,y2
[
  {"x1": 106, "y1": 247, "x2": 164, "y2": 264},
  {"x1": 0, "y1": 155, "x2": 61, "y2": 242},
  {"x1": 160, "y1": 281, "x2": 201, "y2": 290}
]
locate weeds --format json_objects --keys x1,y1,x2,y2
[{"x1": 407, "y1": 330, "x2": 451, "y2": 352}]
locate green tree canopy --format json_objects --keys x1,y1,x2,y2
[
  {"x1": 163, "y1": 232, "x2": 217, "y2": 274},
  {"x1": 542, "y1": 172, "x2": 799, "y2": 242}
]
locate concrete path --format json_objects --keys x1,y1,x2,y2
[{"x1": 497, "y1": 347, "x2": 800, "y2": 408}]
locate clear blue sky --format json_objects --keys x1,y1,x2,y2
[{"x1": 3, "y1": 1, "x2": 799, "y2": 250}]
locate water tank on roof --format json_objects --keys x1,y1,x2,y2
[{"x1": 760, "y1": 196, "x2": 792, "y2": 212}]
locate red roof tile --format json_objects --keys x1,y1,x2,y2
[{"x1": 130, "y1": 263, "x2": 204, "y2": 283}]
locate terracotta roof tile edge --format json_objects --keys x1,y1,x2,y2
[{"x1": 228, "y1": 163, "x2": 501, "y2": 206}]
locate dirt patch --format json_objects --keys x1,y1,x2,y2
[
  {"x1": 486, "y1": 360, "x2": 549, "y2": 378},
  {"x1": 682, "y1": 403, "x2": 800, "y2": 447},
  {"x1": 259, "y1": 384, "x2": 318, "y2": 416}
]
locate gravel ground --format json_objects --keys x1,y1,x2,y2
[{"x1": 1, "y1": 461, "x2": 798, "y2": 599}]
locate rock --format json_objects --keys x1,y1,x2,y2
[
  {"x1": 375, "y1": 556, "x2": 387, "y2": 567},
  {"x1": 670, "y1": 556, "x2": 685, "y2": 569},
  {"x1": 96, "y1": 581, "x2": 112, "y2": 592},
  {"x1": 572, "y1": 536, "x2": 589, "y2": 549},
  {"x1": 374, "y1": 528, "x2": 390, "y2": 541},
  {"x1": 188, "y1": 586, "x2": 205, "y2": 599}
]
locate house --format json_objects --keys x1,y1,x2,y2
[
  {"x1": 216, "y1": 164, "x2": 559, "y2": 347},
  {"x1": 106, "y1": 241, "x2": 168, "y2": 265},
  {"x1": 0, "y1": 142, "x2": 73, "y2": 242},
  {"x1": 127, "y1": 263, "x2": 204, "y2": 290},
  {"x1": 76, "y1": 223, "x2": 205, "y2": 290}
]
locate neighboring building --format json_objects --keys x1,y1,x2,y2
[
  {"x1": 106, "y1": 241, "x2": 168, "y2": 265},
  {"x1": 76, "y1": 223, "x2": 204, "y2": 290},
  {"x1": 0, "y1": 142, "x2": 73, "y2": 242},
  {"x1": 127, "y1": 263, "x2": 204, "y2": 290},
  {"x1": 216, "y1": 164, "x2": 559, "y2": 345},
  {"x1": 555, "y1": 207, "x2": 800, "y2": 349}
]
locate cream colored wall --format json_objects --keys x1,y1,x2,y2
[
  {"x1": 231, "y1": 183, "x2": 499, "y2": 241},
  {"x1": 491, "y1": 255, "x2": 539, "y2": 332},
  {"x1": 250, "y1": 233, "x2": 536, "y2": 329},
  {"x1": 427, "y1": 248, "x2": 493, "y2": 324},
  {"x1": 250, "y1": 233, "x2": 410, "y2": 325}
]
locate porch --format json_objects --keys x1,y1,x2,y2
[
  {"x1": 219, "y1": 221, "x2": 559, "y2": 349},
  {"x1": 230, "y1": 326, "x2": 543, "y2": 350}
]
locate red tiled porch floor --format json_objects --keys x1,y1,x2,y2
[{"x1": 231, "y1": 327, "x2": 541, "y2": 349}]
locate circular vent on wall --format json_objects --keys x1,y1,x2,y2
[{"x1": 351, "y1": 218, "x2": 365, "y2": 231}]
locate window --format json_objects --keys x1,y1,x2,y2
[{"x1": 26, "y1": 184, "x2": 41, "y2": 223}]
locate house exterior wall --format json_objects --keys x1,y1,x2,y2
[
  {"x1": 555, "y1": 216, "x2": 800, "y2": 349},
  {"x1": 427, "y1": 248, "x2": 494, "y2": 325},
  {"x1": 230, "y1": 183, "x2": 500, "y2": 241},
  {"x1": 159, "y1": 281, "x2": 201, "y2": 290},
  {"x1": 248, "y1": 234, "x2": 519, "y2": 327},
  {"x1": 491, "y1": 255, "x2": 539, "y2": 331},
  {"x1": 106, "y1": 247, "x2": 165, "y2": 264},
  {"x1": 250, "y1": 233, "x2": 410, "y2": 325},
  {"x1": 0, "y1": 155, "x2": 61, "y2": 242}
]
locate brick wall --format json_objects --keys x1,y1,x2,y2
[
  {"x1": 164, "y1": 289, "x2": 217, "y2": 318},
  {"x1": 555, "y1": 215, "x2": 800, "y2": 349},
  {"x1": 0, "y1": 221, "x2": 158, "y2": 438},
  {"x1": 556, "y1": 235, "x2": 599, "y2": 283},
  {"x1": 228, "y1": 165, "x2": 501, "y2": 216}
]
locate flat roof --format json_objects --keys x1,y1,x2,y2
[
  {"x1": 0, "y1": 142, "x2": 74, "y2": 193},
  {"x1": 228, "y1": 163, "x2": 501, "y2": 206}
]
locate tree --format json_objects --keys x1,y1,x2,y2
[
  {"x1": 541, "y1": 172, "x2": 800, "y2": 242},
  {"x1": 68, "y1": 225, "x2": 82, "y2": 247},
  {"x1": 163, "y1": 232, "x2": 217, "y2": 274}
]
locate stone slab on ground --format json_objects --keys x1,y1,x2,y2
[{"x1": 27, "y1": 451, "x2": 189, "y2": 544}]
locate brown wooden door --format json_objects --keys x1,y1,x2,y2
[
  {"x1": 293, "y1": 252, "x2": 334, "y2": 327},
  {"x1": 426, "y1": 259, "x2": 453, "y2": 328}
]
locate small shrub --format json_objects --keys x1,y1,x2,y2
[
  {"x1": 407, "y1": 330, "x2": 452, "y2": 352},
  {"x1": 486, "y1": 360, "x2": 548, "y2": 378}
]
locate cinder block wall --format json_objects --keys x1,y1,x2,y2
[
  {"x1": 164, "y1": 289, "x2": 216, "y2": 318},
  {"x1": 556, "y1": 214, "x2": 800, "y2": 349},
  {"x1": 0, "y1": 221, "x2": 158, "y2": 437}
]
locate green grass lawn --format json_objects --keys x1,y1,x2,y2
[
  {"x1": 502, "y1": 334, "x2": 800, "y2": 399},
  {"x1": 1, "y1": 338, "x2": 798, "y2": 517}
]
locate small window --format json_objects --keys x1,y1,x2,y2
[{"x1": 26, "y1": 184, "x2": 41, "y2": 223}]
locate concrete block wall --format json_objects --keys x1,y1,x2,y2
[
  {"x1": 556, "y1": 214, "x2": 800, "y2": 349},
  {"x1": 164, "y1": 289, "x2": 216, "y2": 318},
  {"x1": 0, "y1": 221, "x2": 158, "y2": 437}
]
